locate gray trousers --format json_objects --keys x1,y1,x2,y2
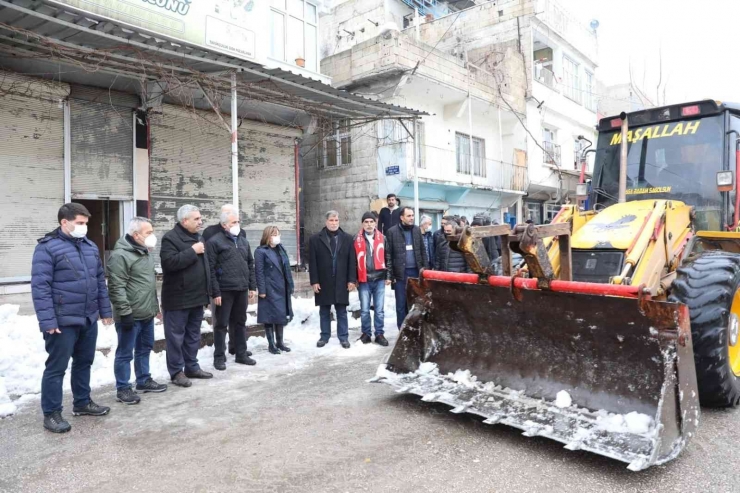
[{"x1": 163, "y1": 307, "x2": 204, "y2": 377}]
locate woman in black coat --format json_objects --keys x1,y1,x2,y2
[{"x1": 255, "y1": 226, "x2": 295, "y2": 355}]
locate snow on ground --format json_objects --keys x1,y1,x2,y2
[{"x1": 0, "y1": 288, "x2": 398, "y2": 418}]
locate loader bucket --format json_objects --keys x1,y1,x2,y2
[{"x1": 372, "y1": 271, "x2": 700, "y2": 471}]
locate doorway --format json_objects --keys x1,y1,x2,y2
[{"x1": 77, "y1": 199, "x2": 123, "y2": 267}]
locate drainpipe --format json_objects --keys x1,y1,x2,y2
[
  {"x1": 294, "y1": 138, "x2": 301, "y2": 265},
  {"x1": 413, "y1": 116, "x2": 419, "y2": 221},
  {"x1": 618, "y1": 112, "x2": 628, "y2": 203},
  {"x1": 231, "y1": 72, "x2": 239, "y2": 211}
]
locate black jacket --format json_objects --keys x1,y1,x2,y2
[
  {"x1": 201, "y1": 223, "x2": 223, "y2": 243},
  {"x1": 206, "y1": 228, "x2": 257, "y2": 296},
  {"x1": 378, "y1": 207, "x2": 401, "y2": 235},
  {"x1": 421, "y1": 230, "x2": 436, "y2": 269},
  {"x1": 435, "y1": 235, "x2": 471, "y2": 273},
  {"x1": 482, "y1": 236, "x2": 500, "y2": 263},
  {"x1": 160, "y1": 223, "x2": 210, "y2": 311},
  {"x1": 308, "y1": 228, "x2": 357, "y2": 306},
  {"x1": 385, "y1": 224, "x2": 427, "y2": 282}
]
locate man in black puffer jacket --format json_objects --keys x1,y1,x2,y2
[
  {"x1": 385, "y1": 207, "x2": 427, "y2": 329},
  {"x1": 206, "y1": 209, "x2": 257, "y2": 370},
  {"x1": 436, "y1": 216, "x2": 472, "y2": 273},
  {"x1": 160, "y1": 204, "x2": 213, "y2": 388}
]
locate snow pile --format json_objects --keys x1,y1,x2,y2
[
  {"x1": 0, "y1": 288, "x2": 399, "y2": 418},
  {"x1": 596, "y1": 410, "x2": 654, "y2": 434},
  {"x1": 416, "y1": 362, "x2": 439, "y2": 375},
  {"x1": 554, "y1": 390, "x2": 572, "y2": 409},
  {"x1": 450, "y1": 369, "x2": 477, "y2": 389}
]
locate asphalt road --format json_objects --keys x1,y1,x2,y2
[{"x1": 1, "y1": 346, "x2": 738, "y2": 493}]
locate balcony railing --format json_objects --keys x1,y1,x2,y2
[
  {"x1": 413, "y1": 144, "x2": 528, "y2": 193},
  {"x1": 542, "y1": 141, "x2": 561, "y2": 166},
  {"x1": 535, "y1": 64, "x2": 557, "y2": 90}
]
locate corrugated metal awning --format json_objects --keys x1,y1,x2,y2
[{"x1": 0, "y1": 0, "x2": 426, "y2": 121}]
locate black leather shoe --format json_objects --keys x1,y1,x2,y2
[
  {"x1": 214, "y1": 358, "x2": 226, "y2": 371},
  {"x1": 341, "y1": 341, "x2": 351, "y2": 349},
  {"x1": 317, "y1": 339, "x2": 328, "y2": 348},
  {"x1": 235, "y1": 355, "x2": 257, "y2": 366},
  {"x1": 360, "y1": 334, "x2": 372, "y2": 344},
  {"x1": 171, "y1": 371, "x2": 192, "y2": 387},
  {"x1": 375, "y1": 334, "x2": 389, "y2": 347},
  {"x1": 185, "y1": 369, "x2": 213, "y2": 379}
]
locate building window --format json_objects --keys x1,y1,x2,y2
[
  {"x1": 415, "y1": 120, "x2": 426, "y2": 169},
  {"x1": 320, "y1": 120, "x2": 351, "y2": 168},
  {"x1": 542, "y1": 127, "x2": 561, "y2": 166},
  {"x1": 562, "y1": 56, "x2": 580, "y2": 104},
  {"x1": 584, "y1": 71, "x2": 595, "y2": 111},
  {"x1": 455, "y1": 132, "x2": 485, "y2": 176},
  {"x1": 526, "y1": 202, "x2": 542, "y2": 224},
  {"x1": 544, "y1": 203, "x2": 561, "y2": 223},
  {"x1": 270, "y1": 0, "x2": 318, "y2": 72}
]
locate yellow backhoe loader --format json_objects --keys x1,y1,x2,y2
[{"x1": 372, "y1": 100, "x2": 740, "y2": 470}]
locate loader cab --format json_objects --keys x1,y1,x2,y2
[{"x1": 590, "y1": 100, "x2": 740, "y2": 231}]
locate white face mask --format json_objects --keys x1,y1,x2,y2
[
  {"x1": 271, "y1": 235, "x2": 281, "y2": 246},
  {"x1": 229, "y1": 225, "x2": 240, "y2": 236},
  {"x1": 69, "y1": 224, "x2": 87, "y2": 239},
  {"x1": 144, "y1": 234, "x2": 157, "y2": 249}
]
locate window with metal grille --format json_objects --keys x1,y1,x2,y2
[{"x1": 320, "y1": 119, "x2": 351, "y2": 168}]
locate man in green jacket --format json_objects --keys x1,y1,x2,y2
[{"x1": 107, "y1": 217, "x2": 167, "y2": 405}]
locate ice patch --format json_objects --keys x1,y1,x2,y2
[
  {"x1": 450, "y1": 370, "x2": 477, "y2": 389},
  {"x1": 596, "y1": 410, "x2": 654, "y2": 434},
  {"x1": 416, "y1": 362, "x2": 439, "y2": 375},
  {"x1": 554, "y1": 390, "x2": 572, "y2": 408},
  {"x1": 0, "y1": 377, "x2": 17, "y2": 418}
]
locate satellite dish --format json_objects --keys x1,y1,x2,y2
[{"x1": 590, "y1": 19, "x2": 600, "y2": 31}]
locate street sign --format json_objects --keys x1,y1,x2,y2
[{"x1": 385, "y1": 166, "x2": 400, "y2": 176}]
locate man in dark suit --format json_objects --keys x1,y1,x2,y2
[
  {"x1": 308, "y1": 211, "x2": 357, "y2": 348},
  {"x1": 377, "y1": 194, "x2": 401, "y2": 235}
]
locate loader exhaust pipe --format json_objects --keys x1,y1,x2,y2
[{"x1": 618, "y1": 112, "x2": 628, "y2": 203}]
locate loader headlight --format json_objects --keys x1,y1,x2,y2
[
  {"x1": 717, "y1": 171, "x2": 734, "y2": 192},
  {"x1": 576, "y1": 183, "x2": 589, "y2": 199}
]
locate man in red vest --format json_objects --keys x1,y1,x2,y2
[{"x1": 354, "y1": 212, "x2": 390, "y2": 346}]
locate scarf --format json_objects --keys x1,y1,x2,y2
[{"x1": 354, "y1": 228, "x2": 386, "y2": 283}]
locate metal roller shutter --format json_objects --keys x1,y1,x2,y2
[
  {"x1": 70, "y1": 98, "x2": 134, "y2": 199},
  {"x1": 239, "y1": 122, "x2": 301, "y2": 264},
  {"x1": 0, "y1": 93, "x2": 65, "y2": 281},
  {"x1": 149, "y1": 104, "x2": 231, "y2": 266}
]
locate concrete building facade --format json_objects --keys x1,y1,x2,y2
[
  {"x1": 305, "y1": 0, "x2": 534, "y2": 235},
  {"x1": 525, "y1": 0, "x2": 599, "y2": 224}
]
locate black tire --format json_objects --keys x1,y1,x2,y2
[{"x1": 669, "y1": 251, "x2": 740, "y2": 407}]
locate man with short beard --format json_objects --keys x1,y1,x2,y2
[
  {"x1": 385, "y1": 207, "x2": 427, "y2": 328},
  {"x1": 354, "y1": 212, "x2": 390, "y2": 346}
]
